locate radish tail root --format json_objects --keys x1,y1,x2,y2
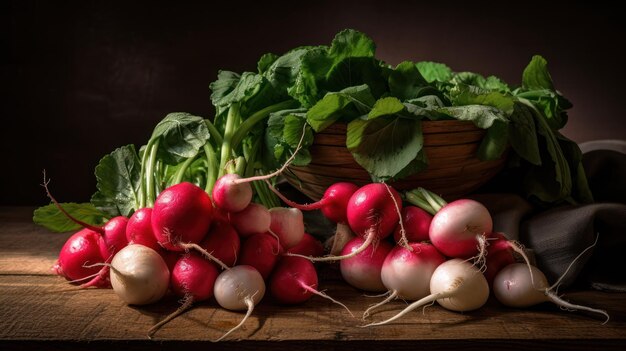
[
  {"x1": 508, "y1": 240, "x2": 537, "y2": 288},
  {"x1": 545, "y1": 290, "x2": 610, "y2": 324},
  {"x1": 470, "y1": 233, "x2": 488, "y2": 273},
  {"x1": 266, "y1": 229, "x2": 282, "y2": 255},
  {"x1": 362, "y1": 290, "x2": 398, "y2": 319},
  {"x1": 549, "y1": 234, "x2": 599, "y2": 293},
  {"x1": 178, "y1": 243, "x2": 230, "y2": 270},
  {"x1": 287, "y1": 228, "x2": 376, "y2": 262},
  {"x1": 213, "y1": 296, "x2": 255, "y2": 342},
  {"x1": 384, "y1": 183, "x2": 410, "y2": 251},
  {"x1": 148, "y1": 296, "x2": 194, "y2": 339},
  {"x1": 361, "y1": 291, "x2": 450, "y2": 327},
  {"x1": 264, "y1": 179, "x2": 324, "y2": 211},
  {"x1": 300, "y1": 283, "x2": 355, "y2": 318}
]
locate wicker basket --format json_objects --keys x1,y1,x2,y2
[{"x1": 284, "y1": 120, "x2": 507, "y2": 201}]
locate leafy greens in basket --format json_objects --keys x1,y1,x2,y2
[{"x1": 34, "y1": 29, "x2": 592, "y2": 232}]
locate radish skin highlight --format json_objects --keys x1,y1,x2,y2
[
  {"x1": 339, "y1": 237, "x2": 393, "y2": 292},
  {"x1": 364, "y1": 258, "x2": 489, "y2": 326}
]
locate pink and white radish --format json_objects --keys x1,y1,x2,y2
[
  {"x1": 267, "y1": 181, "x2": 359, "y2": 224},
  {"x1": 213, "y1": 265, "x2": 266, "y2": 341},
  {"x1": 109, "y1": 244, "x2": 170, "y2": 305},
  {"x1": 269, "y1": 256, "x2": 353, "y2": 315},
  {"x1": 339, "y1": 236, "x2": 393, "y2": 292},
  {"x1": 364, "y1": 242, "x2": 446, "y2": 318},
  {"x1": 483, "y1": 232, "x2": 533, "y2": 286},
  {"x1": 269, "y1": 207, "x2": 305, "y2": 249},
  {"x1": 493, "y1": 263, "x2": 609, "y2": 322},
  {"x1": 229, "y1": 202, "x2": 271, "y2": 238},
  {"x1": 364, "y1": 258, "x2": 489, "y2": 326}
]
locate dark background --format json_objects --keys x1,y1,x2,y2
[{"x1": 3, "y1": 0, "x2": 625, "y2": 206}]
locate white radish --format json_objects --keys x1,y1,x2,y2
[
  {"x1": 364, "y1": 258, "x2": 489, "y2": 326},
  {"x1": 493, "y1": 263, "x2": 609, "y2": 322},
  {"x1": 213, "y1": 265, "x2": 266, "y2": 341},
  {"x1": 110, "y1": 244, "x2": 170, "y2": 305}
]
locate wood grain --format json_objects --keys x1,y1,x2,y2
[{"x1": 1, "y1": 207, "x2": 625, "y2": 350}]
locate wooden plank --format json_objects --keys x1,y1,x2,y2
[{"x1": 1, "y1": 206, "x2": 626, "y2": 350}]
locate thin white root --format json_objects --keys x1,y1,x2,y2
[
  {"x1": 383, "y1": 183, "x2": 411, "y2": 251},
  {"x1": 266, "y1": 229, "x2": 282, "y2": 255},
  {"x1": 148, "y1": 296, "x2": 194, "y2": 339},
  {"x1": 179, "y1": 242, "x2": 230, "y2": 270},
  {"x1": 213, "y1": 296, "x2": 255, "y2": 342},
  {"x1": 287, "y1": 229, "x2": 376, "y2": 262},
  {"x1": 545, "y1": 290, "x2": 610, "y2": 324},
  {"x1": 362, "y1": 290, "x2": 398, "y2": 319},
  {"x1": 508, "y1": 240, "x2": 537, "y2": 289},
  {"x1": 549, "y1": 233, "x2": 600, "y2": 292},
  {"x1": 300, "y1": 283, "x2": 355, "y2": 318},
  {"x1": 361, "y1": 291, "x2": 449, "y2": 327},
  {"x1": 469, "y1": 233, "x2": 488, "y2": 273}
]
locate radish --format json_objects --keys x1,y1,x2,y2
[
  {"x1": 267, "y1": 181, "x2": 359, "y2": 224},
  {"x1": 43, "y1": 179, "x2": 128, "y2": 287},
  {"x1": 212, "y1": 125, "x2": 308, "y2": 213},
  {"x1": 229, "y1": 202, "x2": 271, "y2": 238},
  {"x1": 484, "y1": 232, "x2": 533, "y2": 286},
  {"x1": 364, "y1": 242, "x2": 446, "y2": 318},
  {"x1": 339, "y1": 236, "x2": 393, "y2": 292},
  {"x1": 269, "y1": 256, "x2": 353, "y2": 315},
  {"x1": 364, "y1": 258, "x2": 489, "y2": 326},
  {"x1": 148, "y1": 252, "x2": 220, "y2": 338},
  {"x1": 269, "y1": 207, "x2": 305, "y2": 249},
  {"x1": 151, "y1": 182, "x2": 213, "y2": 252},
  {"x1": 109, "y1": 244, "x2": 170, "y2": 305},
  {"x1": 239, "y1": 232, "x2": 283, "y2": 280},
  {"x1": 126, "y1": 208, "x2": 160, "y2": 251},
  {"x1": 429, "y1": 198, "x2": 492, "y2": 259},
  {"x1": 392, "y1": 206, "x2": 432, "y2": 245},
  {"x1": 213, "y1": 265, "x2": 266, "y2": 341},
  {"x1": 300, "y1": 183, "x2": 401, "y2": 262},
  {"x1": 199, "y1": 220, "x2": 240, "y2": 267},
  {"x1": 286, "y1": 232, "x2": 324, "y2": 258},
  {"x1": 53, "y1": 228, "x2": 109, "y2": 287},
  {"x1": 493, "y1": 263, "x2": 609, "y2": 322}
]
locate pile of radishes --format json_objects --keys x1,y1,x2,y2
[
  {"x1": 49, "y1": 173, "x2": 351, "y2": 341},
  {"x1": 50, "y1": 176, "x2": 609, "y2": 340}
]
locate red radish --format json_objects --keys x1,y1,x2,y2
[
  {"x1": 53, "y1": 228, "x2": 109, "y2": 287},
  {"x1": 392, "y1": 206, "x2": 432, "y2": 245},
  {"x1": 364, "y1": 242, "x2": 446, "y2": 318},
  {"x1": 229, "y1": 202, "x2": 271, "y2": 238},
  {"x1": 199, "y1": 220, "x2": 240, "y2": 267},
  {"x1": 97, "y1": 216, "x2": 129, "y2": 258},
  {"x1": 148, "y1": 252, "x2": 220, "y2": 338},
  {"x1": 151, "y1": 182, "x2": 213, "y2": 252},
  {"x1": 269, "y1": 207, "x2": 305, "y2": 249},
  {"x1": 212, "y1": 125, "x2": 308, "y2": 213},
  {"x1": 429, "y1": 198, "x2": 492, "y2": 259},
  {"x1": 213, "y1": 265, "x2": 266, "y2": 341},
  {"x1": 493, "y1": 263, "x2": 609, "y2": 322},
  {"x1": 269, "y1": 256, "x2": 353, "y2": 315},
  {"x1": 239, "y1": 233, "x2": 283, "y2": 280},
  {"x1": 300, "y1": 183, "x2": 402, "y2": 262},
  {"x1": 339, "y1": 237, "x2": 393, "y2": 292},
  {"x1": 109, "y1": 244, "x2": 170, "y2": 305},
  {"x1": 286, "y1": 233, "x2": 324, "y2": 258},
  {"x1": 126, "y1": 208, "x2": 160, "y2": 251},
  {"x1": 364, "y1": 258, "x2": 489, "y2": 326},
  {"x1": 267, "y1": 181, "x2": 359, "y2": 224}
]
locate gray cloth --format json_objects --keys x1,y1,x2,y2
[{"x1": 477, "y1": 145, "x2": 626, "y2": 292}]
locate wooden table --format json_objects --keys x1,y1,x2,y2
[{"x1": 1, "y1": 206, "x2": 625, "y2": 350}]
